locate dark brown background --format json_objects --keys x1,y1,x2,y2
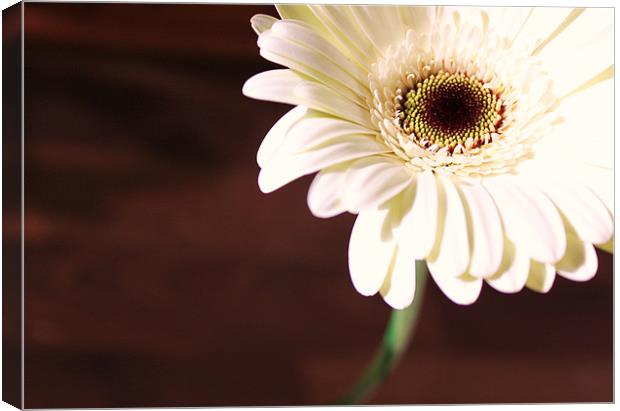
[{"x1": 13, "y1": 3, "x2": 613, "y2": 408}]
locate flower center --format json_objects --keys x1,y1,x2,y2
[{"x1": 396, "y1": 71, "x2": 504, "y2": 155}]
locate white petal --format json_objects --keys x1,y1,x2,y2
[
  {"x1": 269, "y1": 20, "x2": 368, "y2": 89},
  {"x1": 380, "y1": 247, "x2": 416, "y2": 310},
  {"x1": 242, "y1": 69, "x2": 305, "y2": 104},
  {"x1": 484, "y1": 176, "x2": 566, "y2": 264},
  {"x1": 281, "y1": 115, "x2": 374, "y2": 155},
  {"x1": 293, "y1": 81, "x2": 374, "y2": 128},
  {"x1": 258, "y1": 135, "x2": 390, "y2": 193},
  {"x1": 427, "y1": 175, "x2": 470, "y2": 278},
  {"x1": 563, "y1": 82, "x2": 614, "y2": 169},
  {"x1": 349, "y1": 6, "x2": 403, "y2": 57},
  {"x1": 537, "y1": 8, "x2": 613, "y2": 97},
  {"x1": 406, "y1": 170, "x2": 438, "y2": 259},
  {"x1": 399, "y1": 6, "x2": 436, "y2": 33},
  {"x1": 561, "y1": 65, "x2": 613, "y2": 101},
  {"x1": 348, "y1": 207, "x2": 396, "y2": 296},
  {"x1": 385, "y1": 183, "x2": 416, "y2": 230},
  {"x1": 525, "y1": 261, "x2": 556, "y2": 293},
  {"x1": 371, "y1": 6, "x2": 407, "y2": 46},
  {"x1": 275, "y1": 4, "x2": 330, "y2": 37},
  {"x1": 310, "y1": 5, "x2": 376, "y2": 69},
  {"x1": 512, "y1": 7, "x2": 575, "y2": 53},
  {"x1": 556, "y1": 231, "x2": 598, "y2": 282},
  {"x1": 342, "y1": 156, "x2": 413, "y2": 213},
  {"x1": 258, "y1": 26, "x2": 368, "y2": 105},
  {"x1": 307, "y1": 162, "x2": 350, "y2": 218},
  {"x1": 250, "y1": 14, "x2": 278, "y2": 35},
  {"x1": 429, "y1": 270, "x2": 482, "y2": 306},
  {"x1": 243, "y1": 69, "x2": 373, "y2": 128},
  {"x1": 458, "y1": 180, "x2": 503, "y2": 278},
  {"x1": 574, "y1": 165, "x2": 614, "y2": 217},
  {"x1": 482, "y1": 7, "x2": 532, "y2": 42},
  {"x1": 537, "y1": 81, "x2": 613, "y2": 171},
  {"x1": 536, "y1": 179, "x2": 613, "y2": 246},
  {"x1": 519, "y1": 159, "x2": 613, "y2": 219},
  {"x1": 435, "y1": 6, "x2": 480, "y2": 31},
  {"x1": 256, "y1": 106, "x2": 308, "y2": 168},
  {"x1": 486, "y1": 237, "x2": 530, "y2": 294}
]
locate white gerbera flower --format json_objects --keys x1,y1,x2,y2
[{"x1": 243, "y1": 5, "x2": 614, "y2": 308}]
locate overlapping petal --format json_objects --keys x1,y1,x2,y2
[
  {"x1": 526, "y1": 261, "x2": 556, "y2": 293},
  {"x1": 486, "y1": 237, "x2": 530, "y2": 294},
  {"x1": 556, "y1": 230, "x2": 598, "y2": 282},
  {"x1": 427, "y1": 175, "x2": 470, "y2": 279},
  {"x1": 458, "y1": 179, "x2": 504, "y2": 278},
  {"x1": 429, "y1": 271, "x2": 483, "y2": 306},
  {"x1": 258, "y1": 134, "x2": 390, "y2": 193},
  {"x1": 256, "y1": 106, "x2": 308, "y2": 168},
  {"x1": 341, "y1": 155, "x2": 413, "y2": 212},
  {"x1": 535, "y1": 8, "x2": 613, "y2": 98},
  {"x1": 258, "y1": 21, "x2": 369, "y2": 106},
  {"x1": 307, "y1": 163, "x2": 350, "y2": 218},
  {"x1": 348, "y1": 206, "x2": 396, "y2": 296},
  {"x1": 380, "y1": 244, "x2": 417, "y2": 309},
  {"x1": 402, "y1": 171, "x2": 438, "y2": 260},
  {"x1": 484, "y1": 176, "x2": 566, "y2": 264},
  {"x1": 243, "y1": 70, "x2": 374, "y2": 127}
]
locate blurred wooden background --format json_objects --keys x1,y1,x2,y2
[{"x1": 17, "y1": 3, "x2": 612, "y2": 407}]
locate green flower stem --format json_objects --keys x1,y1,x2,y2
[{"x1": 338, "y1": 260, "x2": 428, "y2": 405}]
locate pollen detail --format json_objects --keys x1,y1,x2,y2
[{"x1": 397, "y1": 71, "x2": 504, "y2": 155}]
